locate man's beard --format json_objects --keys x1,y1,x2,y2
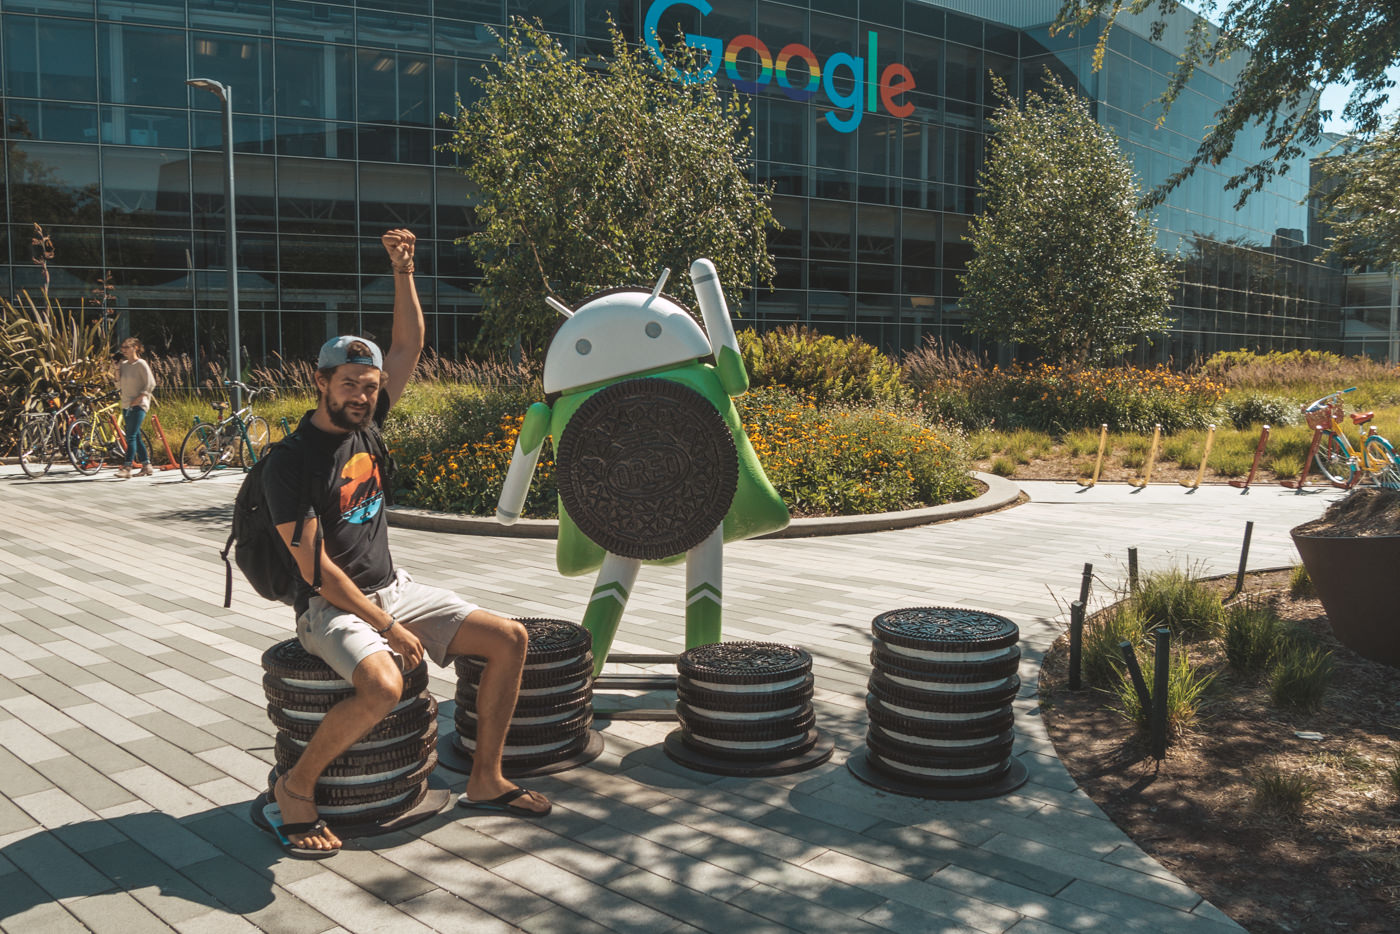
[{"x1": 326, "y1": 395, "x2": 374, "y2": 431}]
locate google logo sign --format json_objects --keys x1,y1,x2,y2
[{"x1": 643, "y1": 0, "x2": 916, "y2": 134}]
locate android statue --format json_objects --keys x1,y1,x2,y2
[{"x1": 497, "y1": 259, "x2": 790, "y2": 674}]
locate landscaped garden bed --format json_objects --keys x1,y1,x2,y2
[{"x1": 1038, "y1": 566, "x2": 1400, "y2": 934}]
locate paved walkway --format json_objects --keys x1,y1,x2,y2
[{"x1": 0, "y1": 464, "x2": 1341, "y2": 934}]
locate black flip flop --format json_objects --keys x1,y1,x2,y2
[
  {"x1": 263, "y1": 802, "x2": 341, "y2": 859},
  {"x1": 456, "y1": 787, "x2": 552, "y2": 818}
]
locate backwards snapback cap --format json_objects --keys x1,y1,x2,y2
[{"x1": 318, "y1": 335, "x2": 383, "y2": 370}]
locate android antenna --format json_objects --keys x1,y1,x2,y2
[
  {"x1": 650, "y1": 268, "x2": 671, "y2": 299},
  {"x1": 546, "y1": 296, "x2": 573, "y2": 318}
]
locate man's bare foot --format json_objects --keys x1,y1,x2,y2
[
  {"x1": 273, "y1": 773, "x2": 342, "y2": 850},
  {"x1": 463, "y1": 777, "x2": 550, "y2": 814}
]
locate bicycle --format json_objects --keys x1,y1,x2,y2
[
  {"x1": 16, "y1": 381, "x2": 108, "y2": 478},
  {"x1": 177, "y1": 380, "x2": 274, "y2": 481},
  {"x1": 66, "y1": 390, "x2": 152, "y2": 476},
  {"x1": 1302, "y1": 388, "x2": 1400, "y2": 489}
]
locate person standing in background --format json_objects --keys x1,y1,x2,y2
[{"x1": 116, "y1": 337, "x2": 156, "y2": 478}]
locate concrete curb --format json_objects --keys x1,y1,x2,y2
[{"x1": 385, "y1": 471, "x2": 1022, "y2": 539}]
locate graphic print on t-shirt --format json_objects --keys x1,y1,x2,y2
[{"x1": 339, "y1": 451, "x2": 383, "y2": 524}]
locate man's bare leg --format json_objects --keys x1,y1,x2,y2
[
  {"x1": 453, "y1": 610, "x2": 548, "y2": 813},
  {"x1": 273, "y1": 651, "x2": 404, "y2": 850}
]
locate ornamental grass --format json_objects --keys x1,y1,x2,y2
[{"x1": 914, "y1": 362, "x2": 1225, "y2": 434}]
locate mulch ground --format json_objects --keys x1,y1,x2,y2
[{"x1": 1039, "y1": 570, "x2": 1400, "y2": 934}]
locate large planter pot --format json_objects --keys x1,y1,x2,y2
[{"x1": 1290, "y1": 526, "x2": 1400, "y2": 668}]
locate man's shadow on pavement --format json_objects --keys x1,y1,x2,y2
[{"x1": 0, "y1": 786, "x2": 462, "y2": 921}]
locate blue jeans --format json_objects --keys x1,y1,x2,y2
[{"x1": 123, "y1": 407, "x2": 149, "y2": 467}]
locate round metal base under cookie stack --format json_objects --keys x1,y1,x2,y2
[
  {"x1": 438, "y1": 619, "x2": 603, "y2": 777},
  {"x1": 848, "y1": 607, "x2": 1028, "y2": 801},
  {"x1": 256, "y1": 639, "x2": 449, "y2": 838},
  {"x1": 664, "y1": 641, "x2": 833, "y2": 777}
]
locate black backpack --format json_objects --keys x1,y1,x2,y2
[{"x1": 220, "y1": 421, "x2": 396, "y2": 609}]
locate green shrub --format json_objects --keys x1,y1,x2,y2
[
  {"x1": 1063, "y1": 428, "x2": 1104, "y2": 458},
  {"x1": 1223, "y1": 391, "x2": 1299, "y2": 429},
  {"x1": 1270, "y1": 644, "x2": 1334, "y2": 711},
  {"x1": 1223, "y1": 601, "x2": 1283, "y2": 673},
  {"x1": 1251, "y1": 766, "x2": 1317, "y2": 818},
  {"x1": 989, "y1": 455, "x2": 1016, "y2": 477},
  {"x1": 1288, "y1": 564, "x2": 1316, "y2": 599},
  {"x1": 1111, "y1": 647, "x2": 1216, "y2": 740},
  {"x1": 1129, "y1": 570, "x2": 1225, "y2": 640},
  {"x1": 913, "y1": 362, "x2": 1224, "y2": 433},
  {"x1": 739, "y1": 326, "x2": 905, "y2": 407},
  {"x1": 1081, "y1": 604, "x2": 1147, "y2": 689}
]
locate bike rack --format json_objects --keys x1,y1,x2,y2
[{"x1": 147, "y1": 413, "x2": 182, "y2": 471}]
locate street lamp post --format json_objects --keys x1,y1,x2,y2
[{"x1": 186, "y1": 77, "x2": 241, "y2": 411}]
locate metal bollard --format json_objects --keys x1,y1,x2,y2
[
  {"x1": 1068, "y1": 600, "x2": 1085, "y2": 691},
  {"x1": 1078, "y1": 562, "x2": 1094, "y2": 609},
  {"x1": 1119, "y1": 640, "x2": 1151, "y2": 714},
  {"x1": 1151, "y1": 627, "x2": 1170, "y2": 760},
  {"x1": 1127, "y1": 547, "x2": 1139, "y2": 593}
]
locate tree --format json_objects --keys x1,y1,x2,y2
[
  {"x1": 1054, "y1": 1, "x2": 1400, "y2": 207},
  {"x1": 961, "y1": 77, "x2": 1175, "y2": 366},
  {"x1": 445, "y1": 19, "x2": 778, "y2": 354},
  {"x1": 1315, "y1": 127, "x2": 1400, "y2": 270}
]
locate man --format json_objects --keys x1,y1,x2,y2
[{"x1": 265, "y1": 229, "x2": 549, "y2": 858}]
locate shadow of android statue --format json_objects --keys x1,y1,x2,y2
[{"x1": 497, "y1": 259, "x2": 790, "y2": 674}]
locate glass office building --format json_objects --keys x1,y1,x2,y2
[{"x1": 0, "y1": 0, "x2": 1347, "y2": 369}]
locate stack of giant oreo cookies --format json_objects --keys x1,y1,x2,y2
[
  {"x1": 849, "y1": 607, "x2": 1028, "y2": 800},
  {"x1": 442, "y1": 618, "x2": 602, "y2": 777},
  {"x1": 664, "y1": 641, "x2": 833, "y2": 776},
  {"x1": 257, "y1": 638, "x2": 446, "y2": 835}
]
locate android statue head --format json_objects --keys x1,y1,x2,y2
[{"x1": 541, "y1": 273, "x2": 713, "y2": 395}]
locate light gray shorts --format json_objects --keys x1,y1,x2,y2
[{"x1": 296, "y1": 568, "x2": 480, "y2": 682}]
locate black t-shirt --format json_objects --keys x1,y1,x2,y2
[{"x1": 263, "y1": 392, "x2": 394, "y2": 613}]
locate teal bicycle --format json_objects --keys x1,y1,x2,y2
[{"x1": 177, "y1": 380, "x2": 273, "y2": 480}]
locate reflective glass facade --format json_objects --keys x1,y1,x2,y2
[{"x1": 0, "y1": 0, "x2": 1347, "y2": 366}]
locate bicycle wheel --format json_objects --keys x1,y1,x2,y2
[
  {"x1": 1363, "y1": 436, "x2": 1400, "y2": 490},
  {"x1": 238, "y1": 416, "x2": 272, "y2": 468},
  {"x1": 1313, "y1": 433, "x2": 1356, "y2": 488},
  {"x1": 19, "y1": 417, "x2": 56, "y2": 478},
  {"x1": 67, "y1": 419, "x2": 106, "y2": 475},
  {"x1": 179, "y1": 423, "x2": 221, "y2": 480}
]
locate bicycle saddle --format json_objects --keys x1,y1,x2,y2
[
  {"x1": 213, "y1": 401, "x2": 230, "y2": 413},
  {"x1": 1350, "y1": 411, "x2": 1374, "y2": 424}
]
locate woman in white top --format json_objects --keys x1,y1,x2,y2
[{"x1": 116, "y1": 337, "x2": 157, "y2": 478}]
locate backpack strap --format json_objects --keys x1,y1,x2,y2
[
  {"x1": 221, "y1": 527, "x2": 237, "y2": 609},
  {"x1": 296, "y1": 463, "x2": 325, "y2": 595}
]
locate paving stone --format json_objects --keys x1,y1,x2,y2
[
  {"x1": 377, "y1": 839, "x2": 556, "y2": 924},
  {"x1": 84, "y1": 840, "x2": 220, "y2": 924},
  {"x1": 180, "y1": 857, "x2": 336, "y2": 933},
  {"x1": 1, "y1": 829, "x2": 115, "y2": 901},
  {"x1": 0, "y1": 745, "x2": 54, "y2": 798},
  {"x1": 63, "y1": 889, "x2": 177, "y2": 933},
  {"x1": 574, "y1": 825, "x2": 760, "y2": 900},
  {"x1": 316, "y1": 847, "x2": 438, "y2": 906},
  {"x1": 606, "y1": 868, "x2": 794, "y2": 933},
  {"x1": 857, "y1": 898, "x2": 987, "y2": 934},
  {"x1": 0, "y1": 880, "x2": 88, "y2": 934},
  {"x1": 393, "y1": 889, "x2": 521, "y2": 934},
  {"x1": 46, "y1": 727, "x2": 147, "y2": 774},
  {"x1": 0, "y1": 795, "x2": 39, "y2": 835},
  {"x1": 492, "y1": 853, "x2": 683, "y2": 934},
  {"x1": 517, "y1": 904, "x2": 616, "y2": 934},
  {"x1": 31, "y1": 757, "x2": 139, "y2": 812},
  {"x1": 283, "y1": 871, "x2": 438, "y2": 933},
  {"x1": 728, "y1": 883, "x2": 900, "y2": 934},
  {"x1": 11, "y1": 675, "x2": 90, "y2": 710}
]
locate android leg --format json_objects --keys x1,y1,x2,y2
[
  {"x1": 582, "y1": 552, "x2": 641, "y2": 676},
  {"x1": 684, "y1": 526, "x2": 723, "y2": 650}
]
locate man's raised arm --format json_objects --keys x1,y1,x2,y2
[{"x1": 380, "y1": 228, "x2": 425, "y2": 407}]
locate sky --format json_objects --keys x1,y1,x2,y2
[{"x1": 1318, "y1": 65, "x2": 1400, "y2": 135}]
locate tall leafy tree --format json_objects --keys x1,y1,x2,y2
[
  {"x1": 445, "y1": 19, "x2": 778, "y2": 354},
  {"x1": 1315, "y1": 126, "x2": 1400, "y2": 270},
  {"x1": 1055, "y1": 1, "x2": 1400, "y2": 206},
  {"x1": 961, "y1": 77, "x2": 1175, "y2": 366}
]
